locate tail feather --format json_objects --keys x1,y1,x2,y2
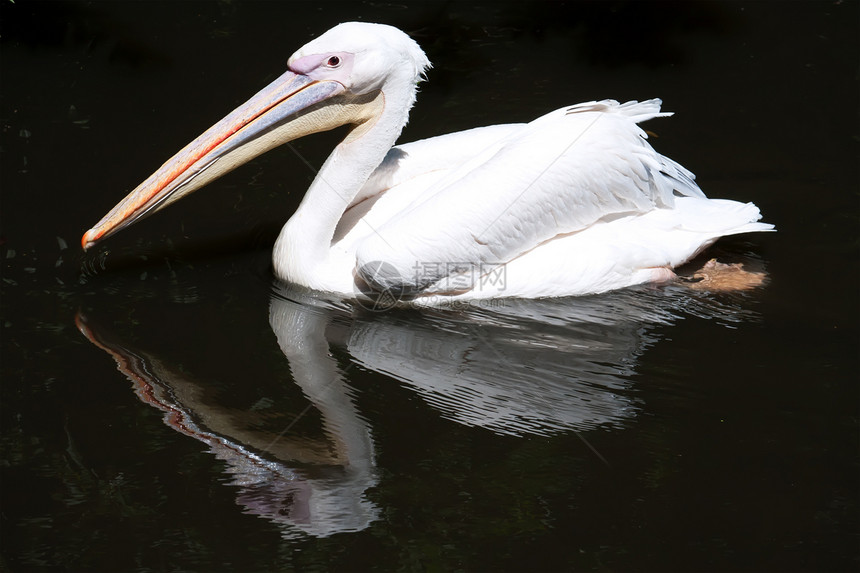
[
  {"x1": 672, "y1": 198, "x2": 775, "y2": 235},
  {"x1": 566, "y1": 98, "x2": 671, "y2": 123}
]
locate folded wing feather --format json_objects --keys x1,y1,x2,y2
[{"x1": 354, "y1": 99, "x2": 704, "y2": 293}]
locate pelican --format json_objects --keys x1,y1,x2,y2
[{"x1": 82, "y1": 22, "x2": 772, "y2": 301}]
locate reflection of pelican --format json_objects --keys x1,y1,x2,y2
[
  {"x1": 272, "y1": 276, "x2": 762, "y2": 437},
  {"x1": 76, "y1": 312, "x2": 378, "y2": 539},
  {"x1": 82, "y1": 22, "x2": 772, "y2": 300},
  {"x1": 76, "y1": 263, "x2": 763, "y2": 537}
]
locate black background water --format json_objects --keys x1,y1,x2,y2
[{"x1": 1, "y1": 1, "x2": 857, "y2": 571}]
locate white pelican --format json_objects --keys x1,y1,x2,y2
[{"x1": 82, "y1": 22, "x2": 772, "y2": 301}]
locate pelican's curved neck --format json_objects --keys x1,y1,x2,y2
[{"x1": 274, "y1": 85, "x2": 414, "y2": 292}]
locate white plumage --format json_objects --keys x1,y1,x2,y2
[{"x1": 82, "y1": 22, "x2": 772, "y2": 301}]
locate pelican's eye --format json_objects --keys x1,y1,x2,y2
[{"x1": 326, "y1": 55, "x2": 341, "y2": 68}]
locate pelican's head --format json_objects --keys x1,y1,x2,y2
[
  {"x1": 290, "y1": 22, "x2": 430, "y2": 96},
  {"x1": 81, "y1": 22, "x2": 430, "y2": 251}
]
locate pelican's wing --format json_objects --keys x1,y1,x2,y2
[
  {"x1": 355, "y1": 99, "x2": 704, "y2": 293},
  {"x1": 333, "y1": 124, "x2": 524, "y2": 244},
  {"x1": 357, "y1": 123, "x2": 526, "y2": 205}
]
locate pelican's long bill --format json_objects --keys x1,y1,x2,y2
[{"x1": 82, "y1": 70, "x2": 352, "y2": 250}]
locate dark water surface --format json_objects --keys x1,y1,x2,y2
[{"x1": 2, "y1": 2, "x2": 857, "y2": 571}]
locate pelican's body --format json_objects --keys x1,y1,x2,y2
[{"x1": 82, "y1": 22, "x2": 772, "y2": 302}]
